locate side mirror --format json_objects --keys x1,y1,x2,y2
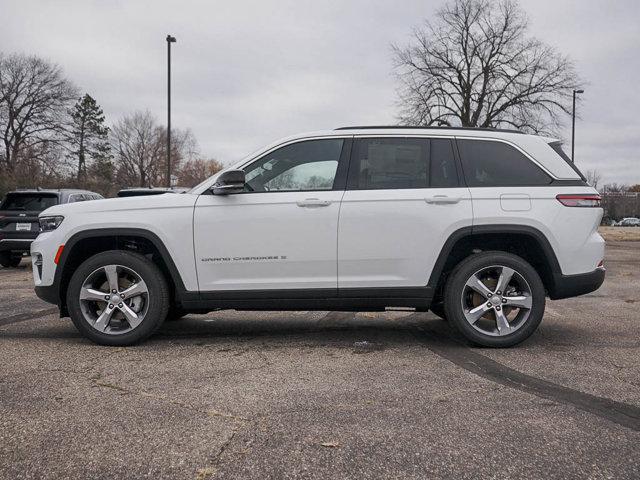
[{"x1": 211, "y1": 169, "x2": 246, "y2": 195}]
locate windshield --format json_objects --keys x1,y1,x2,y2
[{"x1": 0, "y1": 193, "x2": 59, "y2": 211}]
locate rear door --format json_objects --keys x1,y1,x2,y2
[{"x1": 337, "y1": 136, "x2": 472, "y2": 289}]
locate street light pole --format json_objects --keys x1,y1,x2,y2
[
  {"x1": 571, "y1": 89, "x2": 584, "y2": 162},
  {"x1": 166, "y1": 34, "x2": 177, "y2": 187}
]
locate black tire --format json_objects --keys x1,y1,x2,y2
[
  {"x1": 443, "y1": 251, "x2": 545, "y2": 348},
  {"x1": 0, "y1": 252, "x2": 21, "y2": 268},
  {"x1": 66, "y1": 250, "x2": 170, "y2": 346}
]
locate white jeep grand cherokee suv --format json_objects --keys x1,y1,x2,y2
[{"x1": 31, "y1": 127, "x2": 605, "y2": 347}]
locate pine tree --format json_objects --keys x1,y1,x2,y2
[{"x1": 68, "y1": 94, "x2": 110, "y2": 180}]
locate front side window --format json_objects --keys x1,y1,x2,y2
[
  {"x1": 457, "y1": 139, "x2": 552, "y2": 187},
  {"x1": 244, "y1": 139, "x2": 344, "y2": 192},
  {"x1": 348, "y1": 137, "x2": 459, "y2": 190}
]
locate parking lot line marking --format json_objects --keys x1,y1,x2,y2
[
  {"x1": 0, "y1": 307, "x2": 58, "y2": 327},
  {"x1": 417, "y1": 330, "x2": 640, "y2": 432}
]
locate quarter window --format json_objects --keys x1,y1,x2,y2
[
  {"x1": 348, "y1": 138, "x2": 459, "y2": 190},
  {"x1": 244, "y1": 139, "x2": 344, "y2": 192},
  {"x1": 457, "y1": 139, "x2": 551, "y2": 187}
]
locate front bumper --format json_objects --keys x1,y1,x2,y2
[
  {"x1": 550, "y1": 267, "x2": 605, "y2": 300},
  {"x1": 35, "y1": 285, "x2": 60, "y2": 306}
]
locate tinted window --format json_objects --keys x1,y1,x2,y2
[
  {"x1": 244, "y1": 139, "x2": 343, "y2": 192},
  {"x1": 430, "y1": 139, "x2": 459, "y2": 188},
  {"x1": 0, "y1": 193, "x2": 58, "y2": 211},
  {"x1": 348, "y1": 138, "x2": 458, "y2": 190},
  {"x1": 457, "y1": 140, "x2": 551, "y2": 187},
  {"x1": 68, "y1": 194, "x2": 86, "y2": 203}
]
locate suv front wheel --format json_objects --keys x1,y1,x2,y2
[
  {"x1": 443, "y1": 251, "x2": 545, "y2": 347},
  {"x1": 66, "y1": 250, "x2": 170, "y2": 346}
]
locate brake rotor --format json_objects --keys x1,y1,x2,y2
[{"x1": 469, "y1": 274, "x2": 515, "y2": 321}]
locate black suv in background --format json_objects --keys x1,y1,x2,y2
[{"x1": 0, "y1": 189, "x2": 102, "y2": 267}]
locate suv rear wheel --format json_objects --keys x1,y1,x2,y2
[
  {"x1": 443, "y1": 251, "x2": 545, "y2": 347},
  {"x1": 66, "y1": 250, "x2": 170, "y2": 346}
]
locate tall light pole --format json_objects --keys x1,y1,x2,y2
[
  {"x1": 571, "y1": 89, "x2": 584, "y2": 162},
  {"x1": 166, "y1": 34, "x2": 177, "y2": 187}
]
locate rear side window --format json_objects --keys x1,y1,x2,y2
[
  {"x1": 68, "y1": 194, "x2": 86, "y2": 203},
  {"x1": 0, "y1": 193, "x2": 58, "y2": 211},
  {"x1": 457, "y1": 139, "x2": 551, "y2": 187},
  {"x1": 430, "y1": 139, "x2": 459, "y2": 188},
  {"x1": 548, "y1": 141, "x2": 587, "y2": 181},
  {"x1": 348, "y1": 138, "x2": 458, "y2": 190}
]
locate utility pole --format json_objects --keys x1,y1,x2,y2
[
  {"x1": 571, "y1": 89, "x2": 584, "y2": 162},
  {"x1": 166, "y1": 34, "x2": 177, "y2": 187}
]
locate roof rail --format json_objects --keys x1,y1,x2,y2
[{"x1": 335, "y1": 125, "x2": 523, "y2": 134}]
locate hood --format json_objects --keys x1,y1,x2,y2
[{"x1": 40, "y1": 192, "x2": 198, "y2": 217}]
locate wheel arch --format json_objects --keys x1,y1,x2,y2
[
  {"x1": 55, "y1": 228, "x2": 187, "y2": 315},
  {"x1": 428, "y1": 225, "x2": 562, "y2": 299}
]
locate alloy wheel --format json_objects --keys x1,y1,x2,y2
[
  {"x1": 78, "y1": 264, "x2": 150, "y2": 335},
  {"x1": 460, "y1": 265, "x2": 533, "y2": 337}
]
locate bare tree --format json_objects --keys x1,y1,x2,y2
[
  {"x1": 111, "y1": 111, "x2": 200, "y2": 188},
  {"x1": 111, "y1": 111, "x2": 164, "y2": 188},
  {"x1": 175, "y1": 158, "x2": 223, "y2": 187},
  {"x1": 392, "y1": 0, "x2": 581, "y2": 134},
  {"x1": 0, "y1": 53, "x2": 77, "y2": 174},
  {"x1": 602, "y1": 183, "x2": 626, "y2": 194},
  {"x1": 159, "y1": 127, "x2": 199, "y2": 186},
  {"x1": 585, "y1": 169, "x2": 602, "y2": 189}
]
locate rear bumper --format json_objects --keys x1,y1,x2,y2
[
  {"x1": 550, "y1": 267, "x2": 605, "y2": 300},
  {"x1": 0, "y1": 238, "x2": 33, "y2": 253}
]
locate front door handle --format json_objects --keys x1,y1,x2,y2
[
  {"x1": 296, "y1": 198, "x2": 332, "y2": 208},
  {"x1": 425, "y1": 195, "x2": 461, "y2": 204}
]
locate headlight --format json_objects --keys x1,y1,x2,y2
[{"x1": 39, "y1": 216, "x2": 64, "y2": 232}]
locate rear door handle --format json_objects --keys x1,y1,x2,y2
[
  {"x1": 425, "y1": 195, "x2": 461, "y2": 204},
  {"x1": 296, "y1": 198, "x2": 332, "y2": 208}
]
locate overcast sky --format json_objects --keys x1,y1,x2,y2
[{"x1": 2, "y1": 0, "x2": 639, "y2": 185}]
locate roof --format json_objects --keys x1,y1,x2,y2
[
  {"x1": 8, "y1": 188, "x2": 97, "y2": 194},
  {"x1": 335, "y1": 125, "x2": 524, "y2": 134},
  {"x1": 118, "y1": 187, "x2": 173, "y2": 192}
]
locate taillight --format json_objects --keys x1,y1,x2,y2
[{"x1": 556, "y1": 194, "x2": 601, "y2": 207}]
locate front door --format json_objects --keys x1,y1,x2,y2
[{"x1": 194, "y1": 137, "x2": 350, "y2": 292}]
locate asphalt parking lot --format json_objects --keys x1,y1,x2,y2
[{"x1": 1, "y1": 243, "x2": 639, "y2": 479}]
